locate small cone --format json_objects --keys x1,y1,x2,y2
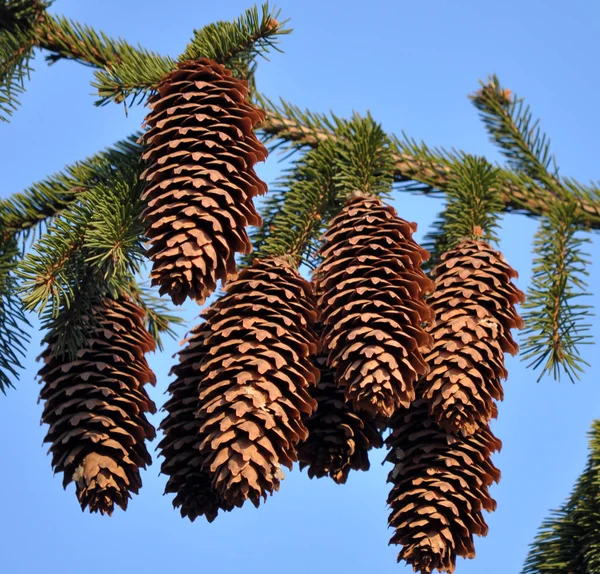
[
  {"x1": 422, "y1": 240, "x2": 525, "y2": 435},
  {"x1": 38, "y1": 298, "x2": 157, "y2": 515},
  {"x1": 313, "y1": 194, "x2": 434, "y2": 419},
  {"x1": 196, "y1": 257, "x2": 319, "y2": 508},
  {"x1": 158, "y1": 324, "x2": 232, "y2": 522},
  {"x1": 386, "y1": 399, "x2": 501, "y2": 573},
  {"x1": 298, "y1": 350, "x2": 383, "y2": 484},
  {"x1": 140, "y1": 58, "x2": 268, "y2": 305}
]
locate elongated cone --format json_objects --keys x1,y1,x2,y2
[
  {"x1": 158, "y1": 324, "x2": 232, "y2": 522},
  {"x1": 196, "y1": 256, "x2": 319, "y2": 508},
  {"x1": 298, "y1": 350, "x2": 383, "y2": 484},
  {"x1": 140, "y1": 58, "x2": 268, "y2": 305},
  {"x1": 421, "y1": 240, "x2": 525, "y2": 436},
  {"x1": 386, "y1": 399, "x2": 501, "y2": 573},
  {"x1": 313, "y1": 194, "x2": 435, "y2": 419},
  {"x1": 38, "y1": 298, "x2": 157, "y2": 515}
]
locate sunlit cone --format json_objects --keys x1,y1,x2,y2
[
  {"x1": 196, "y1": 256, "x2": 319, "y2": 508},
  {"x1": 158, "y1": 324, "x2": 232, "y2": 522},
  {"x1": 421, "y1": 240, "x2": 525, "y2": 436},
  {"x1": 297, "y1": 349, "x2": 383, "y2": 484},
  {"x1": 386, "y1": 399, "x2": 501, "y2": 574},
  {"x1": 313, "y1": 194, "x2": 435, "y2": 419},
  {"x1": 38, "y1": 297, "x2": 157, "y2": 515},
  {"x1": 140, "y1": 58, "x2": 268, "y2": 305}
]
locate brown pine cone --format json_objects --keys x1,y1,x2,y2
[
  {"x1": 386, "y1": 399, "x2": 501, "y2": 573},
  {"x1": 313, "y1": 194, "x2": 434, "y2": 418},
  {"x1": 297, "y1": 352, "x2": 383, "y2": 484},
  {"x1": 140, "y1": 58, "x2": 267, "y2": 305},
  {"x1": 422, "y1": 240, "x2": 525, "y2": 435},
  {"x1": 158, "y1": 324, "x2": 232, "y2": 522},
  {"x1": 196, "y1": 256, "x2": 319, "y2": 508},
  {"x1": 38, "y1": 298, "x2": 157, "y2": 515}
]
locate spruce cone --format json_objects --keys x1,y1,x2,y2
[
  {"x1": 196, "y1": 256, "x2": 319, "y2": 508},
  {"x1": 140, "y1": 58, "x2": 268, "y2": 305},
  {"x1": 38, "y1": 298, "x2": 157, "y2": 515},
  {"x1": 313, "y1": 195, "x2": 435, "y2": 419},
  {"x1": 298, "y1": 352, "x2": 383, "y2": 484},
  {"x1": 158, "y1": 324, "x2": 232, "y2": 522},
  {"x1": 422, "y1": 240, "x2": 525, "y2": 436},
  {"x1": 386, "y1": 399, "x2": 501, "y2": 573}
]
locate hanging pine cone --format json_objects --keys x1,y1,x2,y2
[
  {"x1": 297, "y1": 350, "x2": 383, "y2": 484},
  {"x1": 195, "y1": 256, "x2": 319, "y2": 508},
  {"x1": 158, "y1": 323, "x2": 232, "y2": 522},
  {"x1": 38, "y1": 298, "x2": 157, "y2": 515},
  {"x1": 313, "y1": 194, "x2": 434, "y2": 419},
  {"x1": 421, "y1": 239, "x2": 525, "y2": 436},
  {"x1": 140, "y1": 58, "x2": 268, "y2": 305},
  {"x1": 386, "y1": 399, "x2": 501, "y2": 574}
]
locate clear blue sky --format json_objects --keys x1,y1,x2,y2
[{"x1": 1, "y1": 1, "x2": 599, "y2": 573}]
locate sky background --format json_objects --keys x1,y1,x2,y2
[{"x1": 1, "y1": 1, "x2": 599, "y2": 573}]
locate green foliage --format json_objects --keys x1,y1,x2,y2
[
  {"x1": 250, "y1": 141, "x2": 338, "y2": 267},
  {"x1": 520, "y1": 200, "x2": 593, "y2": 382},
  {"x1": 251, "y1": 112, "x2": 394, "y2": 267},
  {"x1": 181, "y1": 3, "x2": 290, "y2": 93},
  {"x1": 523, "y1": 420, "x2": 600, "y2": 574},
  {"x1": 38, "y1": 14, "x2": 175, "y2": 108},
  {"x1": 0, "y1": 233, "x2": 30, "y2": 392},
  {"x1": 443, "y1": 155, "x2": 503, "y2": 246},
  {"x1": 17, "y1": 160, "x2": 145, "y2": 316},
  {"x1": 0, "y1": 134, "x2": 142, "y2": 235},
  {"x1": 471, "y1": 74, "x2": 560, "y2": 191},
  {"x1": 0, "y1": 0, "x2": 50, "y2": 121},
  {"x1": 420, "y1": 156, "x2": 502, "y2": 271}
]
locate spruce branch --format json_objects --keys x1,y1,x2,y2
[
  {"x1": 250, "y1": 141, "x2": 338, "y2": 267},
  {"x1": 35, "y1": 14, "x2": 175, "y2": 107},
  {"x1": 251, "y1": 113, "x2": 394, "y2": 268},
  {"x1": 471, "y1": 74, "x2": 560, "y2": 191},
  {"x1": 443, "y1": 154, "x2": 503, "y2": 246},
  {"x1": 0, "y1": 233, "x2": 30, "y2": 392},
  {"x1": 520, "y1": 200, "x2": 593, "y2": 382},
  {"x1": 180, "y1": 4, "x2": 290, "y2": 82},
  {"x1": 0, "y1": 0, "x2": 49, "y2": 120},
  {"x1": 17, "y1": 159, "x2": 146, "y2": 318},
  {"x1": 0, "y1": 134, "x2": 142, "y2": 235},
  {"x1": 523, "y1": 419, "x2": 600, "y2": 573},
  {"x1": 260, "y1": 104, "x2": 600, "y2": 230}
]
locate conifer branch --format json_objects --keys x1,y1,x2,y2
[
  {"x1": 520, "y1": 201, "x2": 593, "y2": 382},
  {"x1": 28, "y1": 15, "x2": 600, "y2": 229},
  {"x1": 0, "y1": 0, "x2": 49, "y2": 121},
  {"x1": 251, "y1": 113, "x2": 394, "y2": 268},
  {"x1": 35, "y1": 13, "x2": 175, "y2": 107},
  {"x1": 0, "y1": 232, "x2": 30, "y2": 392},
  {"x1": 17, "y1": 160, "x2": 146, "y2": 318},
  {"x1": 421, "y1": 155, "x2": 503, "y2": 270},
  {"x1": 180, "y1": 4, "x2": 290, "y2": 71},
  {"x1": 260, "y1": 101, "x2": 600, "y2": 230},
  {"x1": 0, "y1": 134, "x2": 142, "y2": 234},
  {"x1": 523, "y1": 419, "x2": 600, "y2": 573},
  {"x1": 471, "y1": 74, "x2": 560, "y2": 191}
]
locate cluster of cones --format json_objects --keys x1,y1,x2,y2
[{"x1": 36, "y1": 58, "x2": 525, "y2": 574}]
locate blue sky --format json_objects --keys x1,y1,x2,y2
[{"x1": 1, "y1": 1, "x2": 599, "y2": 573}]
